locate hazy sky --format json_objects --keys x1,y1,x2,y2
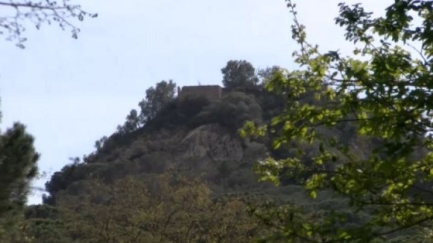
[{"x1": 0, "y1": 0, "x2": 390, "y2": 204}]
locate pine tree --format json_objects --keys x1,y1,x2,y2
[{"x1": 0, "y1": 103, "x2": 39, "y2": 240}]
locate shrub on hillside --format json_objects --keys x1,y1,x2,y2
[
  {"x1": 192, "y1": 92, "x2": 262, "y2": 133},
  {"x1": 146, "y1": 95, "x2": 211, "y2": 130}
]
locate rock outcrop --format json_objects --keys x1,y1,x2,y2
[{"x1": 180, "y1": 124, "x2": 243, "y2": 162}]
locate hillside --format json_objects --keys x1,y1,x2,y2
[
  {"x1": 4, "y1": 1, "x2": 433, "y2": 242},
  {"x1": 15, "y1": 60, "x2": 426, "y2": 243},
  {"x1": 41, "y1": 89, "x2": 292, "y2": 206}
]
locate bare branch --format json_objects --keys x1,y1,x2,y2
[{"x1": 0, "y1": 0, "x2": 97, "y2": 48}]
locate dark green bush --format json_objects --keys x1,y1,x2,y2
[{"x1": 192, "y1": 92, "x2": 262, "y2": 133}]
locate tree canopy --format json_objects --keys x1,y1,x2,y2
[
  {"x1": 221, "y1": 60, "x2": 259, "y2": 89},
  {"x1": 57, "y1": 174, "x2": 261, "y2": 243},
  {"x1": 0, "y1": 108, "x2": 40, "y2": 241},
  {"x1": 242, "y1": 0, "x2": 433, "y2": 242},
  {"x1": 138, "y1": 80, "x2": 177, "y2": 124},
  {"x1": 115, "y1": 80, "x2": 177, "y2": 135}
]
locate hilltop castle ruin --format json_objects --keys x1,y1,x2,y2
[{"x1": 177, "y1": 85, "x2": 224, "y2": 101}]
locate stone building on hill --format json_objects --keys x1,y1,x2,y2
[{"x1": 177, "y1": 85, "x2": 223, "y2": 101}]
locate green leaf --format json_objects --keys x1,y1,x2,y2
[{"x1": 309, "y1": 190, "x2": 317, "y2": 199}]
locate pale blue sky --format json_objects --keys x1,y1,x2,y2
[{"x1": 0, "y1": 0, "x2": 389, "y2": 204}]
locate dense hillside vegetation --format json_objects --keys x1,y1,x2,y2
[
  {"x1": 5, "y1": 1, "x2": 433, "y2": 242},
  {"x1": 12, "y1": 56, "x2": 423, "y2": 242}
]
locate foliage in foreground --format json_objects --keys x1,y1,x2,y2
[
  {"x1": 242, "y1": 0, "x2": 433, "y2": 242},
  {"x1": 37, "y1": 174, "x2": 262, "y2": 243}
]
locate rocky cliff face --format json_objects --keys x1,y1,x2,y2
[{"x1": 180, "y1": 124, "x2": 244, "y2": 162}]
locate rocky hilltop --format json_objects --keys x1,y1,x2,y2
[
  {"x1": 42, "y1": 83, "x2": 277, "y2": 205},
  {"x1": 20, "y1": 61, "x2": 387, "y2": 243}
]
